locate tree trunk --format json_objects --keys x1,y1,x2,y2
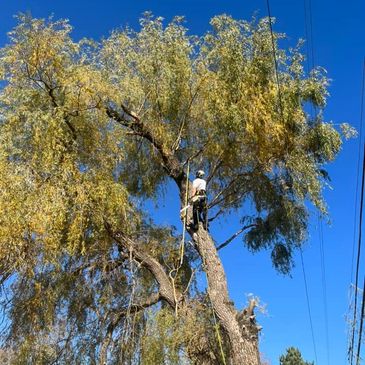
[
  {"x1": 182, "y1": 180, "x2": 260, "y2": 365},
  {"x1": 189, "y1": 226, "x2": 260, "y2": 365}
]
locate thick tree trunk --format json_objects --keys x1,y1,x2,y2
[
  {"x1": 188, "y1": 225, "x2": 260, "y2": 365},
  {"x1": 179, "y1": 176, "x2": 259, "y2": 365}
]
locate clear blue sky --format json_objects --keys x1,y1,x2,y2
[{"x1": 1, "y1": 1, "x2": 364, "y2": 364}]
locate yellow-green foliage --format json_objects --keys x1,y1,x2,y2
[
  {"x1": 0, "y1": 15, "x2": 133, "y2": 274},
  {"x1": 0, "y1": 12, "x2": 352, "y2": 362},
  {"x1": 141, "y1": 304, "x2": 222, "y2": 365}
]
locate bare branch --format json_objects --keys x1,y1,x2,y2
[
  {"x1": 216, "y1": 224, "x2": 256, "y2": 251},
  {"x1": 33, "y1": 75, "x2": 77, "y2": 141},
  {"x1": 206, "y1": 156, "x2": 223, "y2": 185},
  {"x1": 182, "y1": 139, "x2": 210, "y2": 167},
  {"x1": 208, "y1": 172, "x2": 249, "y2": 208},
  {"x1": 208, "y1": 208, "x2": 224, "y2": 222}
]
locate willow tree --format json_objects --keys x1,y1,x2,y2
[{"x1": 0, "y1": 14, "x2": 351, "y2": 365}]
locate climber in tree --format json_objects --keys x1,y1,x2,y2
[{"x1": 191, "y1": 170, "x2": 208, "y2": 230}]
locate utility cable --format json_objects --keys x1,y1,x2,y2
[
  {"x1": 300, "y1": 249, "x2": 319, "y2": 364},
  {"x1": 267, "y1": 1, "x2": 323, "y2": 362},
  {"x1": 348, "y1": 61, "x2": 364, "y2": 363},
  {"x1": 300, "y1": 0, "x2": 325, "y2": 362},
  {"x1": 350, "y1": 58, "x2": 365, "y2": 285},
  {"x1": 305, "y1": 0, "x2": 315, "y2": 69},
  {"x1": 355, "y1": 276, "x2": 365, "y2": 365},
  {"x1": 303, "y1": 0, "x2": 316, "y2": 119},
  {"x1": 304, "y1": 1, "x2": 331, "y2": 362},
  {"x1": 350, "y1": 85, "x2": 365, "y2": 365},
  {"x1": 318, "y1": 217, "x2": 330, "y2": 365},
  {"x1": 307, "y1": 19, "x2": 331, "y2": 363}
]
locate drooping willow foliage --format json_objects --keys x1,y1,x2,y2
[{"x1": 0, "y1": 13, "x2": 353, "y2": 364}]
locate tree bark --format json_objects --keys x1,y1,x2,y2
[{"x1": 183, "y1": 180, "x2": 260, "y2": 365}]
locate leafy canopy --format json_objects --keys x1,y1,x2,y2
[{"x1": 0, "y1": 13, "x2": 351, "y2": 363}]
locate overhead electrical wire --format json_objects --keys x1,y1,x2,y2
[
  {"x1": 318, "y1": 218, "x2": 330, "y2": 365},
  {"x1": 304, "y1": 0, "x2": 315, "y2": 70},
  {"x1": 351, "y1": 142, "x2": 365, "y2": 364},
  {"x1": 265, "y1": 1, "x2": 320, "y2": 362},
  {"x1": 303, "y1": 0, "x2": 332, "y2": 362},
  {"x1": 265, "y1": 0, "x2": 284, "y2": 117},
  {"x1": 355, "y1": 277, "x2": 365, "y2": 365},
  {"x1": 350, "y1": 58, "x2": 365, "y2": 286},
  {"x1": 300, "y1": 249, "x2": 319, "y2": 365},
  {"x1": 266, "y1": 2, "x2": 333, "y2": 363},
  {"x1": 349, "y1": 59, "x2": 365, "y2": 365}
]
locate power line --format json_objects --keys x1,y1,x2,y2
[
  {"x1": 350, "y1": 59, "x2": 365, "y2": 285},
  {"x1": 266, "y1": 1, "x2": 320, "y2": 362},
  {"x1": 303, "y1": 0, "x2": 315, "y2": 69},
  {"x1": 303, "y1": 1, "x2": 330, "y2": 362},
  {"x1": 318, "y1": 217, "x2": 330, "y2": 365},
  {"x1": 306, "y1": 0, "x2": 315, "y2": 69},
  {"x1": 300, "y1": 249, "x2": 319, "y2": 364},
  {"x1": 355, "y1": 276, "x2": 365, "y2": 365},
  {"x1": 349, "y1": 60, "x2": 365, "y2": 365}
]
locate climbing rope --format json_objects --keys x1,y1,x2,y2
[
  {"x1": 169, "y1": 160, "x2": 191, "y2": 317},
  {"x1": 201, "y1": 250, "x2": 227, "y2": 365},
  {"x1": 179, "y1": 160, "x2": 190, "y2": 266},
  {"x1": 172, "y1": 162, "x2": 226, "y2": 364},
  {"x1": 208, "y1": 294, "x2": 228, "y2": 365}
]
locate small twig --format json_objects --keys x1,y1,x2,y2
[
  {"x1": 183, "y1": 268, "x2": 197, "y2": 295},
  {"x1": 208, "y1": 173, "x2": 249, "y2": 208},
  {"x1": 182, "y1": 140, "x2": 210, "y2": 167},
  {"x1": 206, "y1": 156, "x2": 224, "y2": 185}
]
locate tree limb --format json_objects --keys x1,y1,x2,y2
[
  {"x1": 99, "y1": 292, "x2": 162, "y2": 364},
  {"x1": 206, "y1": 156, "x2": 223, "y2": 185},
  {"x1": 104, "y1": 222, "x2": 179, "y2": 308},
  {"x1": 105, "y1": 104, "x2": 184, "y2": 187},
  {"x1": 216, "y1": 224, "x2": 257, "y2": 251},
  {"x1": 208, "y1": 172, "x2": 250, "y2": 209}
]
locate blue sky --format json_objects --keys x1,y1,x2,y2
[{"x1": 1, "y1": 1, "x2": 364, "y2": 364}]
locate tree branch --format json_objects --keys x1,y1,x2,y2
[
  {"x1": 105, "y1": 104, "x2": 184, "y2": 187},
  {"x1": 171, "y1": 81, "x2": 203, "y2": 151},
  {"x1": 206, "y1": 156, "x2": 223, "y2": 185},
  {"x1": 216, "y1": 224, "x2": 256, "y2": 251},
  {"x1": 99, "y1": 292, "x2": 162, "y2": 364},
  {"x1": 208, "y1": 208, "x2": 225, "y2": 223},
  {"x1": 35, "y1": 75, "x2": 77, "y2": 141},
  {"x1": 111, "y1": 292, "x2": 162, "y2": 321},
  {"x1": 104, "y1": 222, "x2": 178, "y2": 308},
  {"x1": 208, "y1": 172, "x2": 249, "y2": 209}
]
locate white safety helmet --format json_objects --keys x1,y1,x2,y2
[{"x1": 196, "y1": 170, "x2": 205, "y2": 178}]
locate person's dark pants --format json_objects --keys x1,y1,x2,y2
[{"x1": 193, "y1": 195, "x2": 207, "y2": 230}]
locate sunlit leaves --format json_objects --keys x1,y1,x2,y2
[{"x1": 0, "y1": 12, "x2": 351, "y2": 361}]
